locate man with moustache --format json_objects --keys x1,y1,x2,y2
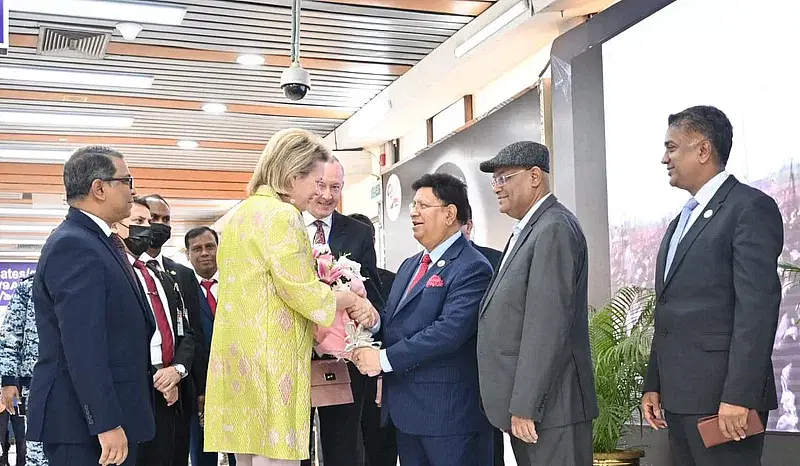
[
  {"x1": 477, "y1": 141, "x2": 597, "y2": 466},
  {"x1": 183, "y1": 226, "x2": 235, "y2": 466},
  {"x1": 141, "y1": 194, "x2": 205, "y2": 466},
  {"x1": 301, "y1": 158, "x2": 384, "y2": 466},
  {"x1": 114, "y1": 198, "x2": 194, "y2": 466},
  {"x1": 28, "y1": 146, "x2": 155, "y2": 466},
  {"x1": 353, "y1": 173, "x2": 494, "y2": 466},
  {"x1": 642, "y1": 106, "x2": 783, "y2": 466}
]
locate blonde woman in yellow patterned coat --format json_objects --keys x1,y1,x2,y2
[{"x1": 203, "y1": 129, "x2": 374, "y2": 466}]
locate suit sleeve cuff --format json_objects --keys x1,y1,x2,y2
[{"x1": 379, "y1": 349, "x2": 393, "y2": 373}]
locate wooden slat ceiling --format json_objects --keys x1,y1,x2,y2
[{"x1": 0, "y1": 0, "x2": 492, "y2": 258}]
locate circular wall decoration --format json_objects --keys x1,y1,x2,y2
[{"x1": 385, "y1": 174, "x2": 402, "y2": 222}]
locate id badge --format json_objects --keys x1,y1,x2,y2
[{"x1": 176, "y1": 308, "x2": 185, "y2": 336}]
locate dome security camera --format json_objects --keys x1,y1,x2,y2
[{"x1": 280, "y1": 63, "x2": 311, "y2": 101}]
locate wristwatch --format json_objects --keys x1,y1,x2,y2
[{"x1": 174, "y1": 364, "x2": 188, "y2": 379}]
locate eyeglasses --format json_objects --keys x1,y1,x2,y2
[
  {"x1": 408, "y1": 201, "x2": 447, "y2": 212},
  {"x1": 490, "y1": 169, "x2": 528, "y2": 188},
  {"x1": 101, "y1": 176, "x2": 135, "y2": 189}
]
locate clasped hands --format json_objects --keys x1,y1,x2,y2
[
  {"x1": 345, "y1": 294, "x2": 379, "y2": 328},
  {"x1": 352, "y1": 347, "x2": 382, "y2": 377},
  {"x1": 153, "y1": 367, "x2": 180, "y2": 406}
]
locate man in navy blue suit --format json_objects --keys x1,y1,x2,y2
[
  {"x1": 28, "y1": 146, "x2": 155, "y2": 466},
  {"x1": 353, "y1": 173, "x2": 495, "y2": 466}
]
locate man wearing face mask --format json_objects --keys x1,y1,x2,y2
[
  {"x1": 141, "y1": 194, "x2": 206, "y2": 466},
  {"x1": 115, "y1": 197, "x2": 195, "y2": 466}
]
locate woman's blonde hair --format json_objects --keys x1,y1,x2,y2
[{"x1": 248, "y1": 128, "x2": 332, "y2": 196}]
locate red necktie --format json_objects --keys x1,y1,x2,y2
[
  {"x1": 201, "y1": 279, "x2": 217, "y2": 317},
  {"x1": 408, "y1": 254, "x2": 432, "y2": 290},
  {"x1": 313, "y1": 220, "x2": 326, "y2": 245},
  {"x1": 133, "y1": 259, "x2": 174, "y2": 366}
]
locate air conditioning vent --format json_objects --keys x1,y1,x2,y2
[
  {"x1": 15, "y1": 244, "x2": 41, "y2": 251},
  {"x1": 37, "y1": 25, "x2": 112, "y2": 59}
]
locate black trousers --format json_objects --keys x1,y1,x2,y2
[
  {"x1": 361, "y1": 376, "x2": 397, "y2": 466},
  {"x1": 664, "y1": 411, "x2": 768, "y2": 466},
  {"x1": 302, "y1": 362, "x2": 367, "y2": 466},
  {"x1": 493, "y1": 428, "x2": 505, "y2": 466},
  {"x1": 172, "y1": 394, "x2": 191, "y2": 466},
  {"x1": 137, "y1": 388, "x2": 178, "y2": 466},
  {"x1": 0, "y1": 411, "x2": 25, "y2": 466}
]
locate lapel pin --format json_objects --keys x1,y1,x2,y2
[
  {"x1": 703, "y1": 209, "x2": 713, "y2": 219},
  {"x1": 437, "y1": 260, "x2": 445, "y2": 267}
]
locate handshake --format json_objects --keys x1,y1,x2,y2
[{"x1": 343, "y1": 292, "x2": 379, "y2": 328}]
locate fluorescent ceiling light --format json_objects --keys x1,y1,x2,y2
[
  {"x1": 0, "y1": 208, "x2": 67, "y2": 217},
  {"x1": 6, "y1": 0, "x2": 187, "y2": 26},
  {"x1": 0, "y1": 252, "x2": 41, "y2": 258},
  {"x1": 0, "y1": 225, "x2": 56, "y2": 233},
  {"x1": 0, "y1": 112, "x2": 134, "y2": 128},
  {"x1": 201, "y1": 103, "x2": 227, "y2": 114},
  {"x1": 236, "y1": 54, "x2": 266, "y2": 66},
  {"x1": 0, "y1": 66, "x2": 154, "y2": 88},
  {"x1": 0, "y1": 239, "x2": 46, "y2": 246},
  {"x1": 454, "y1": 1, "x2": 528, "y2": 58},
  {"x1": 177, "y1": 140, "x2": 199, "y2": 150},
  {"x1": 0, "y1": 149, "x2": 72, "y2": 162}
]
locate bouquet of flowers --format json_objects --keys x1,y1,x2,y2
[{"x1": 312, "y1": 244, "x2": 380, "y2": 359}]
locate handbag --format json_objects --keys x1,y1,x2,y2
[{"x1": 310, "y1": 359, "x2": 354, "y2": 407}]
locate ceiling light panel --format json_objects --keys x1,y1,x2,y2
[
  {"x1": 0, "y1": 66, "x2": 154, "y2": 89},
  {"x1": 6, "y1": 0, "x2": 187, "y2": 26}
]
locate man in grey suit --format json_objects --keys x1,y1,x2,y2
[
  {"x1": 641, "y1": 106, "x2": 783, "y2": 466},
  {"x1": 476, "y1": 141, "x2": 598, "y2": 466}
]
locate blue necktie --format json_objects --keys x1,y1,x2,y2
[{"x1": 664, "y1": 197, "x2": 699, "y2": 279}]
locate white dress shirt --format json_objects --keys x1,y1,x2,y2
[
  {"x1": 303, "y1": 211, "x2": 333, "y2": 244},
  {"x1": 196, "y1": 271, "x2": 220, "y2": 301},
  {"x1": 140, "y1": 251, "x2": 165, "y2": 273},
  {"x1": 128, "y1": 253, "x2": 175, "y2": 366},
  {"x1": 674, "y1": 171, "x2": 730, "y2": 242},
  {"x1": 498, "y1": 193, "x2": 552, "y2": 272},
  {"x1": 80, "y1": 209, "x2": 112, "y2": 237}
]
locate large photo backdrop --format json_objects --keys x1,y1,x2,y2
[
  {"x1": 603, "y1": 0, "x2": 800, "y2": 432},
  {"x1": 382, "y1": 86, "x2": 543, "y2": 272}
]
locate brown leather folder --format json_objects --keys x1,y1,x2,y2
[
  {"x1": 696, "y1": 409, "x2": 764, "y2": 448},
  {"x1": 311, "y1": 359, "x2": 354, "y2": 408}
]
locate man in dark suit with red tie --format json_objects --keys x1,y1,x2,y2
[
  {"x1": 141, "y1": 194, "x2": 206, "y2": 466},
  {"x1": 353, "y1": 173, "x2": 495, "y2": 466},
  {"x1": 184, "y1": 226, "x2": 234, "y2": 466},
  {"x1": 29, "y1": 146, "x2": 155, "y2": 466},
  {"x1": 113, "y1": 198, "x2": 195, "y2": 466},
  {"x1": 301, "y1": 158, "x2": 384, "y2": 466}
]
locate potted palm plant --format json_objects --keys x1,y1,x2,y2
[{"x1": 590, "y1": 286, "x2": 655, "y2": 465}]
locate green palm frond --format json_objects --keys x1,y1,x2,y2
[{"x1": 590, "y1": 286, "x2": 656, "y2": 453}]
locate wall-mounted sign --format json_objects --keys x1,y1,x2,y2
[
  {"x1": 370, "y1": 182, "x2": 381, "y2": 201},
  {"x1": 384, "y1": 174, "x2": 401, "y2": 222}
]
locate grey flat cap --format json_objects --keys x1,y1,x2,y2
[{"x1": 479, "y1": 141, "x2": 550, "y2": 173}]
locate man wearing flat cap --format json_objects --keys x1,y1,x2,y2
[{"x1": 476, "y1": 141, "x2": 598, "y2": 465}]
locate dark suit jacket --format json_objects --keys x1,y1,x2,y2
[
  {"x1": 643, "y1": 176, "x2": 783, "y2": 414},
  {"x1": 328, "y1": 211, "x2": 384, "y2": 312},
  {"x1": 477, "y1": 195, "x2": 598, "y2": 430},
  {"x1": 377, "y1": 268, "x2": 396, "y2": 303},
  {"x1": 381, "y1": 235, "x2": 493, "y2": 436},
  {"x1": 148, "y1": 261, "x2": 195, "y2": 415},
  {"x1": 163, "y1": 257, "x2": 207, "y2": 397},
  {"x1": 28, "y1": 208, "x2": 156, "y2": 444},
  {"x1": 471, "y1": 241, "x2": 502, "y2": 271}
]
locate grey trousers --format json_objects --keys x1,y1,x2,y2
[{"x1": 509, "y1": 421, "x2": 592, "y2": 466}]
